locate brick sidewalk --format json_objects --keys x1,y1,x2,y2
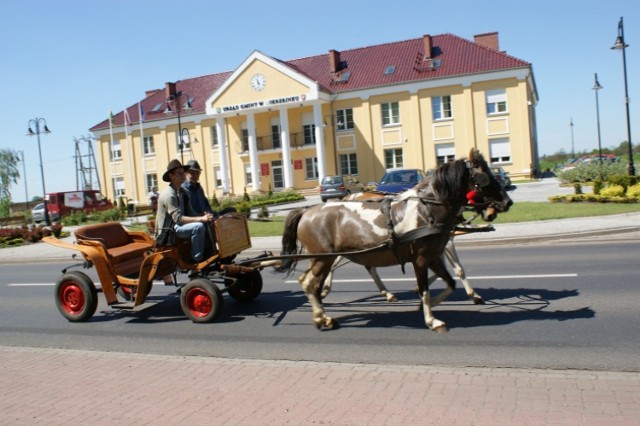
[{"x1": 1, "y1": 346, "x2": 638, "y2": 425}]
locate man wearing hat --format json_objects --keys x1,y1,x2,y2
[
  {"x1": 183, "y1": 159, "x2": 213, "y2": 216},
  {"x1": 155, "y1": 159, "x2": 214, "y2": 263}
]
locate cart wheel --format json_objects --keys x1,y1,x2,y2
[
  {"x1": 180, "y1": 279, "x2": 223, "y2": 323},
  {"x1": 54, "y1": 271, "x2": 98, "y2": 322},
  {"x1": 227, "y1": 270, "x2": 263, "y2": 302},
  {"x1": 117, "y1": 282, "x2": 153, "y2": 301}
]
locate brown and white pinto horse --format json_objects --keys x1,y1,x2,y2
[{"x1": 277, "y1": 149, "x2": 511, "y2": 332}]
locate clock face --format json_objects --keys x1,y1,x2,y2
[{"x1": 251, "y1": 73, "x2": 266, "y2": 91}]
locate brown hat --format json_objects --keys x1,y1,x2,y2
[
  {"x1": 186, "y1": 159, "x2": 202, "y2": 172},
  {"x1": 162, "y1": 159, "x2": 190, "y2": 182}
]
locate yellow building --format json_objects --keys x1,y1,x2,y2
[{"x1": 90, "y1": 31, "x2": 538, "y2": 204}]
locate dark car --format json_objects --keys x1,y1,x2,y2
[
  {"x1": 375, "y1": 169, "x2": 428, "y2": 193},
  {"x1": 320, "y1": 175, "x2": 365, "y2": 201},
  {"x1": 491, "y1": 166, "x2": 512, "y2": 189}
]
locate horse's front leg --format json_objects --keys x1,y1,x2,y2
[
  {"x1": 444, "y1": 240, "x2": 484, "y2": 304},
  {"x1": 414, "y1": 264, "x2": 447, "y2": 333},
  {"x1": 300, "y1": 258, "x2": 338, "y2": 330}
]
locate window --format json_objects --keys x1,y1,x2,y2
[
  {"x1": 111, "y1": 140, "x2": 122, "y2": 161},
  {"x1": 381, "y1": 102, "x2": 400, "y2": 126},
  {"x1": 432, "y1": 96, "x2": 452, "y2": 120},
  {"x1": 336, "y1": 108, "x2": 354, "y2": 131},
  {"x1": 244, "y1": 164, "x2": 252, "y2": 186},
  {"x1": 145, "y1": 173, "x2": 158, "y2": 193},
  {"x1": 384, "y1": 148, "x2": 403, "y2": 169},
  {"x1": 486, "y1": 89, "x2": 507, "y2": 115},
  {"x1": 213, "y1": 166, "x2": 222, "y2": 188},
  {"x1": 210, "y1": 127, "x2": 219, "y2": 148},
  {"x1": 143, "y1": 136, "x2": 155, "y2": 155},
  {"x1": 339, "y1": 153, "x2": 358, "y2": 175},
  {"x1": 435, "y1": 143, "x2": 455, "y2": 165},
  {"x1": 490, "y1": 138, "x2": 512, "y2": 163},
  {"x1": 272, "y1": 124, "x2": 281, "y2": 149},
  {"x1": 303, "y1": 124, "x2": 316, "y2": 145},
  {"x1": 241, "y1": 129, "x2": 249, "y2": 152},
  {"x1": 176, "y1": 132, "x2": 191, "y2": 153},
  {"x1": 305, "y1": 157, "x2": 319, "y2": 179},
  {"x1": 113, "y1": 176, "x2": 125, "y2": 198}
]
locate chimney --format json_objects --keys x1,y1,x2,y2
[
  {"x1": 165, "y1": 82, "x2": 177, "y2": 99},
  {"x1": 329, "y1": 49, "x2": 341, "y2": 73},
  {"x1": 145, "y1": 89, "x2": 161, "y2": 98},
  {"x1": 474, "y1": 32, "x2": 499, "y2": 51},
  {"x1": 423, "y1": 34, "x2": 433, "y2": 59}
]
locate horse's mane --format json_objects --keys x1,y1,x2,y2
[{"x1": 430, "y1": 160, "x2": 468, "y2": 202}]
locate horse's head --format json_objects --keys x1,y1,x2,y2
[{"x1": 464, "y1": 148, "x2": 513, "y2": 221}]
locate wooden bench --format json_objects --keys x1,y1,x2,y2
[{"x1": 75, "y1": 222, "x2": 154, "y2": 276}]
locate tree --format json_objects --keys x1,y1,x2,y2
[{"x1": 0, "y1": 149, "x2": 20, "y2": 201}]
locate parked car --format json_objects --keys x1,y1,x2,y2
[
  {"x1": 562, "y1": 154, "x2": 618, "y2": 170},
  {"x1": 491, "y1": 166, "x2": 512, "y2": 189},
  {"x1": 320, "y1": 175, "x2": 365, "y2": 201},
  {"x1": 31, "y1": 202, "x2": 60, "y2": 223},
  {"x1": 375, "y1": 169, "x2": 428, "y2": 193}
]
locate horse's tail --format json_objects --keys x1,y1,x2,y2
[{"x1": 274, "y1": 208, "x2": 305, "y2": 276}]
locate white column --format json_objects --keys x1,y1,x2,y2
[
  {"x1": 216, "y1": 117, "x2": 230, "y2": 194},
  {"x1": 247, "y1": 112, "x2": 260, "y2": 192},
  {"x1": 279, "y1": 108, "x2": 293, "y2": 188},
  {"x1": 313, "y1": 103, "x2": 326, "y2": 183}
]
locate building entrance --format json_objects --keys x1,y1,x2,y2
[{"x1": 271, "y1": 160, "x2": 284, "y2": 190}]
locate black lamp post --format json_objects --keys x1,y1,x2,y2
[
  {"x1": 611, "y1": 16, "x2": 636, "y2": 176},
  {"x1": 593, "y1": 73, "x2": 604, "y2": 177},
  {"x1": 26, "y1": 118, "x2": 52, "y2": 225},
  {"x1": 165, "y1": 91, "x2": 192, "y2": 164}
]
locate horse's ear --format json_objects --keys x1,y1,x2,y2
[{"x1": 468, "y1": 148, "x2": 479, "y2": 163}]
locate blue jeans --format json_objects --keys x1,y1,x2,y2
[{"x1": 174, "y1": 222, "x2": 206, "y2": 261}]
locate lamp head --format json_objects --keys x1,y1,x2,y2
[
  {"x1": 183, "y1": 99, "x2": 193, "y2": 111},
  {"x1": 26, "y1": 127, "x2": 35, "y2": 136},
  {"x1": 164, "y1": 104, "x2": 173, "y2": 114},
  {"x1": 43, "y1": 125, "x2": 51, "y2": 133},
  {"x1": 611, "y1": 36, "x2": 628, "y2": 50}
]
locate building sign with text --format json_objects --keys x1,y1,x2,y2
[{"x1": 216, "y1": 94, "x2": 306, "y2": 114}]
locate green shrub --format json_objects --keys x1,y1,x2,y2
[
  {"x1": 574, "y1": 183, "x2": 583, "y2": 195},
  {"x1": 62, "y1": 210, "x2": 87, "y2": 226},
  {"x1": 211, "y1": 192, "x2": 220, "y2": 209},
  {"x1": 91, "y1": 208, "x2": 123, "y2": 223},
  {"x1": 593, "y1": 179, "x2": 603, "y2": 195},
  {"x1": 257, "y1": 205, "x2": 269, "y2": 219},
  {"x1": 242, "y1": 187, "x2": 251, "y2": 202},
  {"x1": 557, "y1": 161, "x2": 628, "y2": 184},
  {"x1": 235, "y1": 201, "x2": 251, "y2": 218}
]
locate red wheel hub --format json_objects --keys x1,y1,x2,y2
[
  {"x1": 186, "y1": 289, "x2": 212, "y2": 317},
  {"x1": 59, "y1": 282, "x2": 85, "y2": 314}
]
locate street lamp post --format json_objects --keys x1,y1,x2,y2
[
  {"x1": 611, "y1": 16, "x2": 636, "y2": 176},
  {"x1": 26, "y1": 118, "x2": 52, "y2": 226},
  {"x1": 165, "y1": 91, "x2": 192, "y2": 164},
  {"x1": 570, "y1": 118, "x2": 575, "y2": 159},
  {"x1": 593, "y1": 73, "x2": 604, "y2": 178}
]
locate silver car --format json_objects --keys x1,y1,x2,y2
[
  {"x1": 320, "y1": 175, "x2": 365, "y2": 201},
  {"x1": 32, "y1": 203, "x2": 46, "y2": 223}
]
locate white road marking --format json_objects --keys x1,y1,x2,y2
[{"x1": 284, "y1": 273, "x2": 577, "y2": 284}]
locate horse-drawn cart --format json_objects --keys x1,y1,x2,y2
[{"x1": 43, "y1": 213, "x2": 271, "y2": 323}]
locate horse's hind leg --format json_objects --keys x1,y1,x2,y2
[
  {"x1": 427, "y1": 257, "x2": 455, "y2": 307},
  {"x1": 300, "y1": 258, "x2": 338, "y2": 330},
  {"x1": 444, "y1": 240, "x2": 484, "y2": 304},
  {"x1": 366, "y1": 266, "x2": 397, "y2": 302}
]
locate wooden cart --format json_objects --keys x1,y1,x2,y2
[{"x1": 43, "y1": 213, "x2": 267, "y2": 323}]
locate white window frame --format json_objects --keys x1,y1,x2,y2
[
  {"x1": 381, "y1": 102, "x2": 400, "y2": 126},
  {"x1": 384, "y1": 148, "x2": 403, "y2": 169},
  {"x1": 175, "y1": 132, "x2": 191, "y2": 153},
  {"x1": 435, "y1": 143, "x2": 455, "y2": 165},
  {"x1": 145, "y1": 173, "x2": 158, "y2": 193},
  {"x1": 113, "y1": 176, "x2": 125, "y2": 198},
  {"x1": 305, "y1": 157, "x2": 319, "y2": 180},
  {"x1": 244, "y1": 164, "x2": 252, "y2": 186},
  {"x1": 489, "y1": 138, "x2": 512, "y2": 164},
  {"x1": 486, "y1": 89, "x2": 508, "y2": 115},
  {"x1": 336, "y1": 108, "x2": 354, "y2": 131},
  {"x1": 111, "y1": 140, "x2": 122, "y2": 161},
  {"x1": 210, "y1": 127, "x2": 219, "y2": 148},
  {"x1": 432, "y1": 95, "x2": 452, "y2": 121},
  {"x1": 339, "y1": 153, "x2": 358, "y2": 175},
  {"x1": 142, "y1": 136, "x2": 154, "y2": 156},
  {"x1": 213, "y1": 166, "x2": 222, "y2": 188}
]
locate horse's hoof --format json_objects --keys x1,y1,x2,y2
[
  {"x1": 323, "y1": 317, "x2": 339, "y2": 330},
  {"x1": 473, "y1": 297, "x2": 485, "y2": 305},
  {"x1": 386, "y1": 294, "x2": 398, "y2": 302},
  {"x1": 434, "y1": 325, "x2": 449, "y2": 334}
]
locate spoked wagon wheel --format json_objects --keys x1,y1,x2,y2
[
  {"x1": 227, "y1": 270, "x2": 263, "y2": 302},
  {"x1": 54, "y1": 271, "x2": 98, "y2": 322},
  {"x1": 116, "y1": 282, "x2": 153, "y2": 301},
  {"x1": 180, "y1": 278, "x2": 223, "y2": 323}
]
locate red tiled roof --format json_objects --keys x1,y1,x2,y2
[{"x1": 91, "y1": 33, "x2": 529, "y2": 131}]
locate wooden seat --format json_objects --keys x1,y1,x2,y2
[{"x1": 75, "y1": 222, "x2": 154, "y2": 276}]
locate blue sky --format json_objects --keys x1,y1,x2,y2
[{"x1": 1, "y1": 0, "x2": 638, "y2": 202}]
